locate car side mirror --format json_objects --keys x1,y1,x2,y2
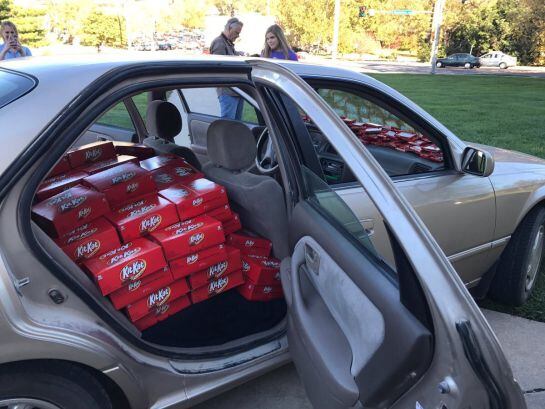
[{"x1": 461, "y1": 147, "x2": 494, "y2": 177}]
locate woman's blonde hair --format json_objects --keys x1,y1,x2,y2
[
  {"x1": 1, "y1": 21, "x2": 18, "y2": 37},
  {"x1": 262, "y1": 24, "x2": 292, "y2": 59}
]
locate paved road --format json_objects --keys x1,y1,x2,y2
[
  {"x1": 301, "y1": 56, "x2": 545, "y2": 78},
  {"x1": 193, "y1": 309, "x2": 545, "y2": 409}
]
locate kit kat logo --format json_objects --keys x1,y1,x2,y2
[
  {"x1": 263, "y1": 286, "x2": 273, "y2": 294},
  {"x1": 140, "y1": 214, "x2": 162, "y2": 232},
  {"x1": 120, "y1": 259, "x2": 146, "y2": 282},
  {"x1": 59, "y1": 196, "x2": 87, "y2": 213},
  {"x1": 244, "y1": 239, "x2": 255, "y2": 247},
  {"x1": 186, "y1": 254, "x2": 199, "y2": 264},
  {"x1": 66, "y1": 227, "x2": 98, "y2": 245},
  {"x1": 208, "y1": 277, "x2": 229, "y2": 294},
  {"x1": 128, "y1": 280, "x2": 142, "y2": 292},
  {"x1": 155, "y1": 174, "x2": 173, "y2": 184},
  {"x1": 77, "y1": 207, "x2": 92, "y2": 219},
  {"x1": 242, "y1": 261, "x2": 250, "y2": 272},
  {"x1": 147, "y1": 287, "x2": 171, "y2": 308},
  {"x1": 192, "y1": 197, "x2": 203, "y2": 207},
  {"x1": 111, "y1": 171, "x2": 136, "y2": 185},
  {"x1": 126, "y1": 182, "x2": 139, "y2": 193},
  {"x1": 208, "y1": 261, "x2": 228, "y2": 278},
  {"x1": 74, "y1": 239, "x2": 100, "y2": 259},
  {"x1": 189, "y1": 232, "x2": 205, "y2": 246},
  {"x1": 48, "y1": 190, "x2": 74, "y2": 206},
  {"x1": 85, "y1": 148, "x2": 103, "y2": 161},
  {"x1": 174, "y1": 166, "x2": 192, "y2": 177}
]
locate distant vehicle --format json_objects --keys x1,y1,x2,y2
[
  {"x1": 479, "y1": 51, "x2": 517, "y2": 69},
  {"x1": 436, "y1": 53, "x2": 481, "y2": 69},
  {"x1": 157, "y1": 41, "x2": 173, "y2": 51}
]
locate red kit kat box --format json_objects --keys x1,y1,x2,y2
[
  {"x1": 80, "y1": 155, "x2": 138, "y2": 175},
  {"x1": 206, "y1": 204, "x2": 232, "y2": 222},
  {"x1": 223, "y1": 212, "x2": 242, "y2": 235},
  {"x1": 133, "y1": 295, "x2": 191, "y2": 331},
  {"x1": 48, "y1": 155, "x2": 71, "y2": 177},
  {"x1": 140, "y1": 155, "x2": 194, "y2": 172},
  {"x1": 190, "y1": 270, "x2": 245, "y2": 304},
  {"x1": 83, "y1": 162, "x2": 156, "y2": 207},
  {"x1": 170, "y1": 244, "x2": 227, "y2": 280},
  {"x1": 241, "y1": 255, "x2": 281, "y2": 285},
  {"x1": 159, "y1": 179, "x2": 227, "y2": 221},
  {"x1": 237, "y1": 281, "x2": 284, "y2": 302},
  {"x1": 152, "y1": 164, "x2": 204, "y2": 190},
  {"x1": 83, "y1": 238, "x2": 167, "y2": 295},
  {"x1": 149, "y1": 215, "x2": 225, "y2": 260},
  {"x1": 36, "y1": 170, "x2": 88, "y2": 201},
  {"x1": 188, "y1": 246, "x2": 242, "y2": 289},
  {"x1": 226, "y1": 231, "x2": 272, "y2": 257},
  {"x1": 109, "y1": 266, "x2": 173, "y2": 310},
  {"x1": 113, "y1": 142, "x2": 156, "y2": 160},
  {"x1": 55, "y1": 217, "x2": 120, "y2": 263},
  {"x1": 67, "y1": 141, "x2": 116, "y2": 168},
  {"x1": 32, "y1": 185, "x2": 110, "y2": 237},
  {"x1": 126, "y1": 279, "x2": 190, "y2": 322},
  {"x1": 106, "y1": 195, "x2": 179, "y2": 242}
]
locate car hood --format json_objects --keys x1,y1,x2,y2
[{"x1": 465, "y1": 142, "x2": 545, "y2": 174}]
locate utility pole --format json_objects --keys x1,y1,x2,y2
[
  {"x1": 332, "y1": 0, "x2": 340, "y2": 59},
  {"x1": 430, "y1": 0, "x2": 446, "y2": 74}
]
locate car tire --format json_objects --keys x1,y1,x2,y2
[
  {"x1": 436, "y1": 61, "x2": 442, "y2": 68},
  {"x1": 489, "y1": 206, "x2": 545, "y2": 306},
  {"x1": 464, "y1": 62, "x2": 471, "y2": 69},
  {"x1": 0, "y1": 361, "x2": 113, "y2": 409},
  {"x1": 499, "y1": 62, "x2": 508, "y2": 69}
]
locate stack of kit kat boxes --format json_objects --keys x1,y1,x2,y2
[{"x1": 32, "y1": 141, "x2": 284, "y2": 331}]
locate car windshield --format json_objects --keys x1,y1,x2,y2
[{"x1": 0, "y1": 69, "x2": 35, "y2": 109}]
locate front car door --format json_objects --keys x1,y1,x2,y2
[
  {"x1": 302, "y1": 79, "x2": 496, "y2": 287},
  {"x1": 250, "y1": 60, "x2": 525, "y2": 409}
]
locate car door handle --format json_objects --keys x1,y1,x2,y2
[{"x1": 304, "y1": 244, "x2": 320, "y2": 275}]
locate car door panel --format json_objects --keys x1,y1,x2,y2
[
  {"x1": 187, "y1": 113, "x2": 216, "y2": 157},
  {"x1": 284, "y1": 202, "x2": 432, "y2": 409}
]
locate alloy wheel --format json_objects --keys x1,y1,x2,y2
[
  {"x1": 0, "y1": 398, "x2": 62, "y2": 409},
  {"x1": 525, "y1": 224, "x2": 545, "y2": 292}
]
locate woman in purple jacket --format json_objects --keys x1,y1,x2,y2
[{"x1": 262, "y1": 24, "x2": 298, "y2": 61}]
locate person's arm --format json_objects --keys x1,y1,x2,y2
[
  {"x1": 210, "y1": 38, "x2": 226, "y2": 55},
  {"x1": 0, "y1": 45, "x2": 9, "y2": 60}
]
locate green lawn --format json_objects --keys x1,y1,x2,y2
[{"x1": 371, "y1": 73, "x2": 545, "y2": 321}]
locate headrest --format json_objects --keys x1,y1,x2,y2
[
  {"x1": 207, "y1": 120, "x2": 256, "y2": 170},
  {"x1": 146, "y1": 100, "x2": 182, "y2": 143}
]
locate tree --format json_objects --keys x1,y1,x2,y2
[
  {"x1": 0, "y1": 0, "x2": 12, "y2": 22},
  {"x1": 11, "y1": 5, "x2": 47, "y2": 47},
  {"x1": 80, "y1": 10, "x2": 126, "y2": 49},
  {"x1": 46, "y1": 0, "x2": 93, "y2": 44}
]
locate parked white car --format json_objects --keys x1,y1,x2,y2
[{"x1": 479, "y1": 51, "x2": 517, "y2": 69}]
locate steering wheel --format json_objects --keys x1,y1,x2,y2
[{"x1": 255, "y1": 127, "x2": 279, "y2": 175}]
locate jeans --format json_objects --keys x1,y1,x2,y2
[{"x1": 219, "y1": 95, "x2": 242, "y2": 119}]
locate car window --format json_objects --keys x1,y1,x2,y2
[
  {"x1": 316, "y1": 87, "x2": 445, "y2": 180},
  {"x1": 0, "y1": 69, "x2": 35, "y2": 108},
  {"x1": 96, "y1": 101, "x2": 135, "y2": 131},
  {"x1": 482, "y1": 54, "x2": 491, "y2": 59}
]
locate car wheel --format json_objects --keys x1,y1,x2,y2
[
  {"x1": 499, "y1": 62, "x2": 508, "y2": 69},
  {"x1": 0, "y1": 362, "x2": 113, "y2": 409},
  {"x1": 489, "y1": 206, "x2": 545, "y2": 306},
  {"x1": 464, "y1": 62, "x2": 471, "y2": 69},
  {"x1": 436, "y1": 61, "x2": 442, "y2": 68}
]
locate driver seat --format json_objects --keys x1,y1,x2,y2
[{"x1": 204, "y1": 119, "x2": 289, "y2": 259}]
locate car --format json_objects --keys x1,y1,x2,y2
[
  {"x1": 0, "y1": 56, "x2": 527, "y2": 409},
  {"x1": 436, "y1": 53, "x2": 481, "y2": 69},
  {"x1": 480, "y1": 51, "x2": 517, "y2": 69}
]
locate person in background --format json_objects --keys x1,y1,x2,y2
[
  {"x1": 210, "y1": 17, "x2": 244, "y2": 119},
  {"x1": 262, "y1": 24, "x2": 298, "y2": 61},
  {"x1": 1, "y1": 21, "x2": 31, "y2": 60}
]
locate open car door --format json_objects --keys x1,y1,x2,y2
[{"x1": 249, "y1": 60, "x2": 526, "y2": 409}]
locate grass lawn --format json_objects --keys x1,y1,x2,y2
[{"x1": 371, "y1": 73, "x2": 545, "y2": 321}]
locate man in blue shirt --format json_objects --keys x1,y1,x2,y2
[{"x1": 1, "y1": 21, "x2": 32, "y2": 60}]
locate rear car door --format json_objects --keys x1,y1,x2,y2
[{"x1": 250, "y1": 60, "x2": 525, "y2": 409}]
